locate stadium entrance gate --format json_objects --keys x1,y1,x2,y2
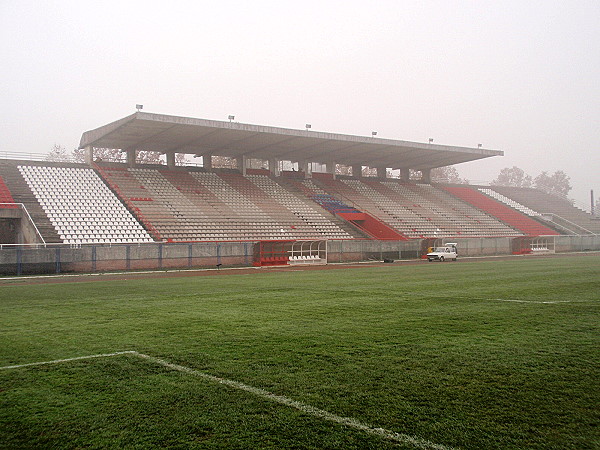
[{"x1": 253, "y1": 240, "x2": 327, "y2": 266}]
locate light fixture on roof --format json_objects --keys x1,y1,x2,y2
[
  {"x1": 478, "y1": 143, "x2": 482, "y2": 148},
  {"x1": 429, "y1": 138, "x2": 434, "y2": 143},
  {"x1": 372, "y1": 131, "x2": 377, "y2": 137},
  {"x1": 228, "y1": 115, "x2": 235, "y2": 122},
  {"x1": 305, "y1": 124, "x2": 312, "y2": 130},
  {"x1": 136, "y1": 104, "x2": 143, "y2": 111}
]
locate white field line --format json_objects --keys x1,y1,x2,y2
[
  {"x1": 397, "y1": 292, "x2": 577, "y2": 305},
  {"x1": 487, "y1": 298, "x2": 572, "y2": 304},
  {"x1": 134, "y1": 352, "x2": 455, "y2": 450},
  {"x1": 0, "y1": 351, "x2": 456, "y2": 450},
  {"x1": 0, "y1": 351, "x2": 137, "y2": 370}
]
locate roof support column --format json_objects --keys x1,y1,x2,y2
[
  {"x1": 421, "y1": 168, "x2": 431, "y2": 184},
  {"x1": 325, "y1": 162, "x2": 336, "y2": 180},
  {"x1": 299, "y1": 161, "x2": 311, "y2": 179},
  {"x1": 400, "y1": 168, "x2": 410, "y2": 182},
  {"x1": 269, "y1": 158, "x2": 280, "y2": 177},
  {"x1": 127, "y1": 149, "x2": 136, "y2": 167},
  {"x1": 236, "y1": 155, "x2": 247, "y2": 176},
  {"x1": 203, "y1": 155, "x2": 212, "y2": 170},
  {"x1": 166, "y1": 152, "x2": 176, "y2": 169},
  {"x1": 376, "y1": 167, "x2": 387, "y2": 179},
  {"x1": 352, "y1": 165, "x2": 362, "y2": 178},
  {"x1": 84, "y1": 146, "x2": 93, "y2": 166}
]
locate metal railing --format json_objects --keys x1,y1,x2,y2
[
  {"x1": 540, "y1": 213, "x2": 595, "y2": 235},
  {"x1": 0, "y1": 151, "x2": 48, "y2": 162}
]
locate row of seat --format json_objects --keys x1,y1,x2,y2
[
  {"x1": 96, "y1": 167, "x2": 353, "y2": 242},
  {"x1": 442, "y1": 186, "x2": 559, "y2": 236},
  {"x1": 19, "y1": 165, "x2": 153, "y2": 244},
  {"x1": 289, "y1": 255, "x2": 321, "y2": 260},
  {"x1": 479, "y1": 188, "x2": 541, "y2": 216},
  {"x1": 15, "y1": 162, "x2": 594, "y2": 243}
]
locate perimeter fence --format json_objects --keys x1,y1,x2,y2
[{"x1": 0, "y1": 235, "x2": 599, "y2": 276}]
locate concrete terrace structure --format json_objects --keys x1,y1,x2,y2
[
  {"x1": 2, "y1": 111, "x2": 600, "y2": 274},
  {"x1": 4, "y1": 111, "x2": 598, "y2": 246},
  {"x1": 79, "y1": 112, "x2": 503, "y2": 182}
]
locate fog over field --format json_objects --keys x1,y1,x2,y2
[{"x1": 1, "y1": 1, "x2": 598, "y2": 206}]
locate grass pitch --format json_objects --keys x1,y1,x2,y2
[{"x1": 1, "y1": 254, "x2": 599, "y2": 449}]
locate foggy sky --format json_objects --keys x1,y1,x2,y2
[{"x1": 1, "y1": 0, "x2": 599, "y2": 206}]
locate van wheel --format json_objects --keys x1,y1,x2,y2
[
  {"x1": 427, "y1": 258, "x2": 432, "y2": 262},
  {"x1": 440, "y1": 256, "x2": 445, "y2": 262}
]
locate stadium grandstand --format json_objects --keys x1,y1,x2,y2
[{"x1": 1, "y1": 111, "x2": 599, "y2": 272}]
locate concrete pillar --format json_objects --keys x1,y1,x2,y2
[
  {"x1": 84, "y1": 146, "x2": 93, "y2": 165},
  {"x1": 166, "y1": 152, "x2": 176, "y2": 168},
  {"x1": 299, "y1": 161, "x2": 311, "y2": 179},
  {"x1": 400, "y1": 168, "x2": 410, "y2": 182},
  {"x1": 421, "y1": 168, "x2": 432, "y2": 183},
  {"x1": 127, "y1": 149, "x2": 136, "y2": 167},
  {"x1": 377, "y1": 167, "x2": 387, "y2": 179},
  {"x1": 236, "y1": 155, "x2": 247, "y2": 176},
  {"x1": 203, "y1": 155, "x2": 212, "y2": 170},
  {"x1": 352, "y1": 165, "x2": 362, "y2": 178},
  {"x1": 325, "y1": 162, "x2": 336, "y2": 180},
  {"x1": 269, "y1": 158, "x2": 280, "y2": 177}
]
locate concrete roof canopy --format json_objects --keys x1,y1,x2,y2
[{"x1": 79, "y1": 112, "x2": 502, "y2": 170}]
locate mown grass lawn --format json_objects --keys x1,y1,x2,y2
[{"x1": 1, "y1": 254, "x2": 599, "y2": 449}]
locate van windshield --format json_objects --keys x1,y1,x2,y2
[{"x1": 434, "y1": 247, "x2": 447, "y2": 252}]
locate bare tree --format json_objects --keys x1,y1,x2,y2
[
  {"x1": 431, "y1": 166, "x2": 467, "y2": 184},
  {"x1": 45, "y1": 144, "x2": 71, "y2": 162},
  {"x1": 135, "y1": 151, "x2": 163, "y2": 165},
  {"x1": 335, "y1": 164, "x2": 352, "y2": 176},
  {"x1": 211, "y1": 155, "x2": 237, "y2": 169},
  {"x1": 491, "y1": 166, "x2": 533, "y2": 188},
  {"x1": 71, "y1": 147, "x2": 125, "y2": 163},
  {"x1": 410, "y1": 169, "x2": 422, "y2": 180},
  {"x1": 534, "y1": 170, "x2": 572, "y2": 195},
  {"x1": 333, "y1": 165, "x2": 384, "y2": 177},
  {"x1": 72, "y1": 148, "x2": 171, "y2": 165},
  {"x1": 175, "y1": 153, "x2": 190, "y2": 166},
  {"x1": 361, "y1": 166, "x2": 378, "y2": 177}
]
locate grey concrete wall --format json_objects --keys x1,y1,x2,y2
[
  {"x1": 327, "y1": 239, "x2": 422, "y2": 263},
  {"x1": 555, "y1": 235, "x2": 600, "y2": 252},
  {"x1": 0, "y1": 208, "x2": 42, "y2": 245},
  {"x1": 447, "y1": 237, "x2": 512, "y2": 257},
  {"x1": 0, "y1": 236, "x2": 598, "y2": 276},
  {"x1": 0, "y1": 241, "x2": 255, "y2": 275}
]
